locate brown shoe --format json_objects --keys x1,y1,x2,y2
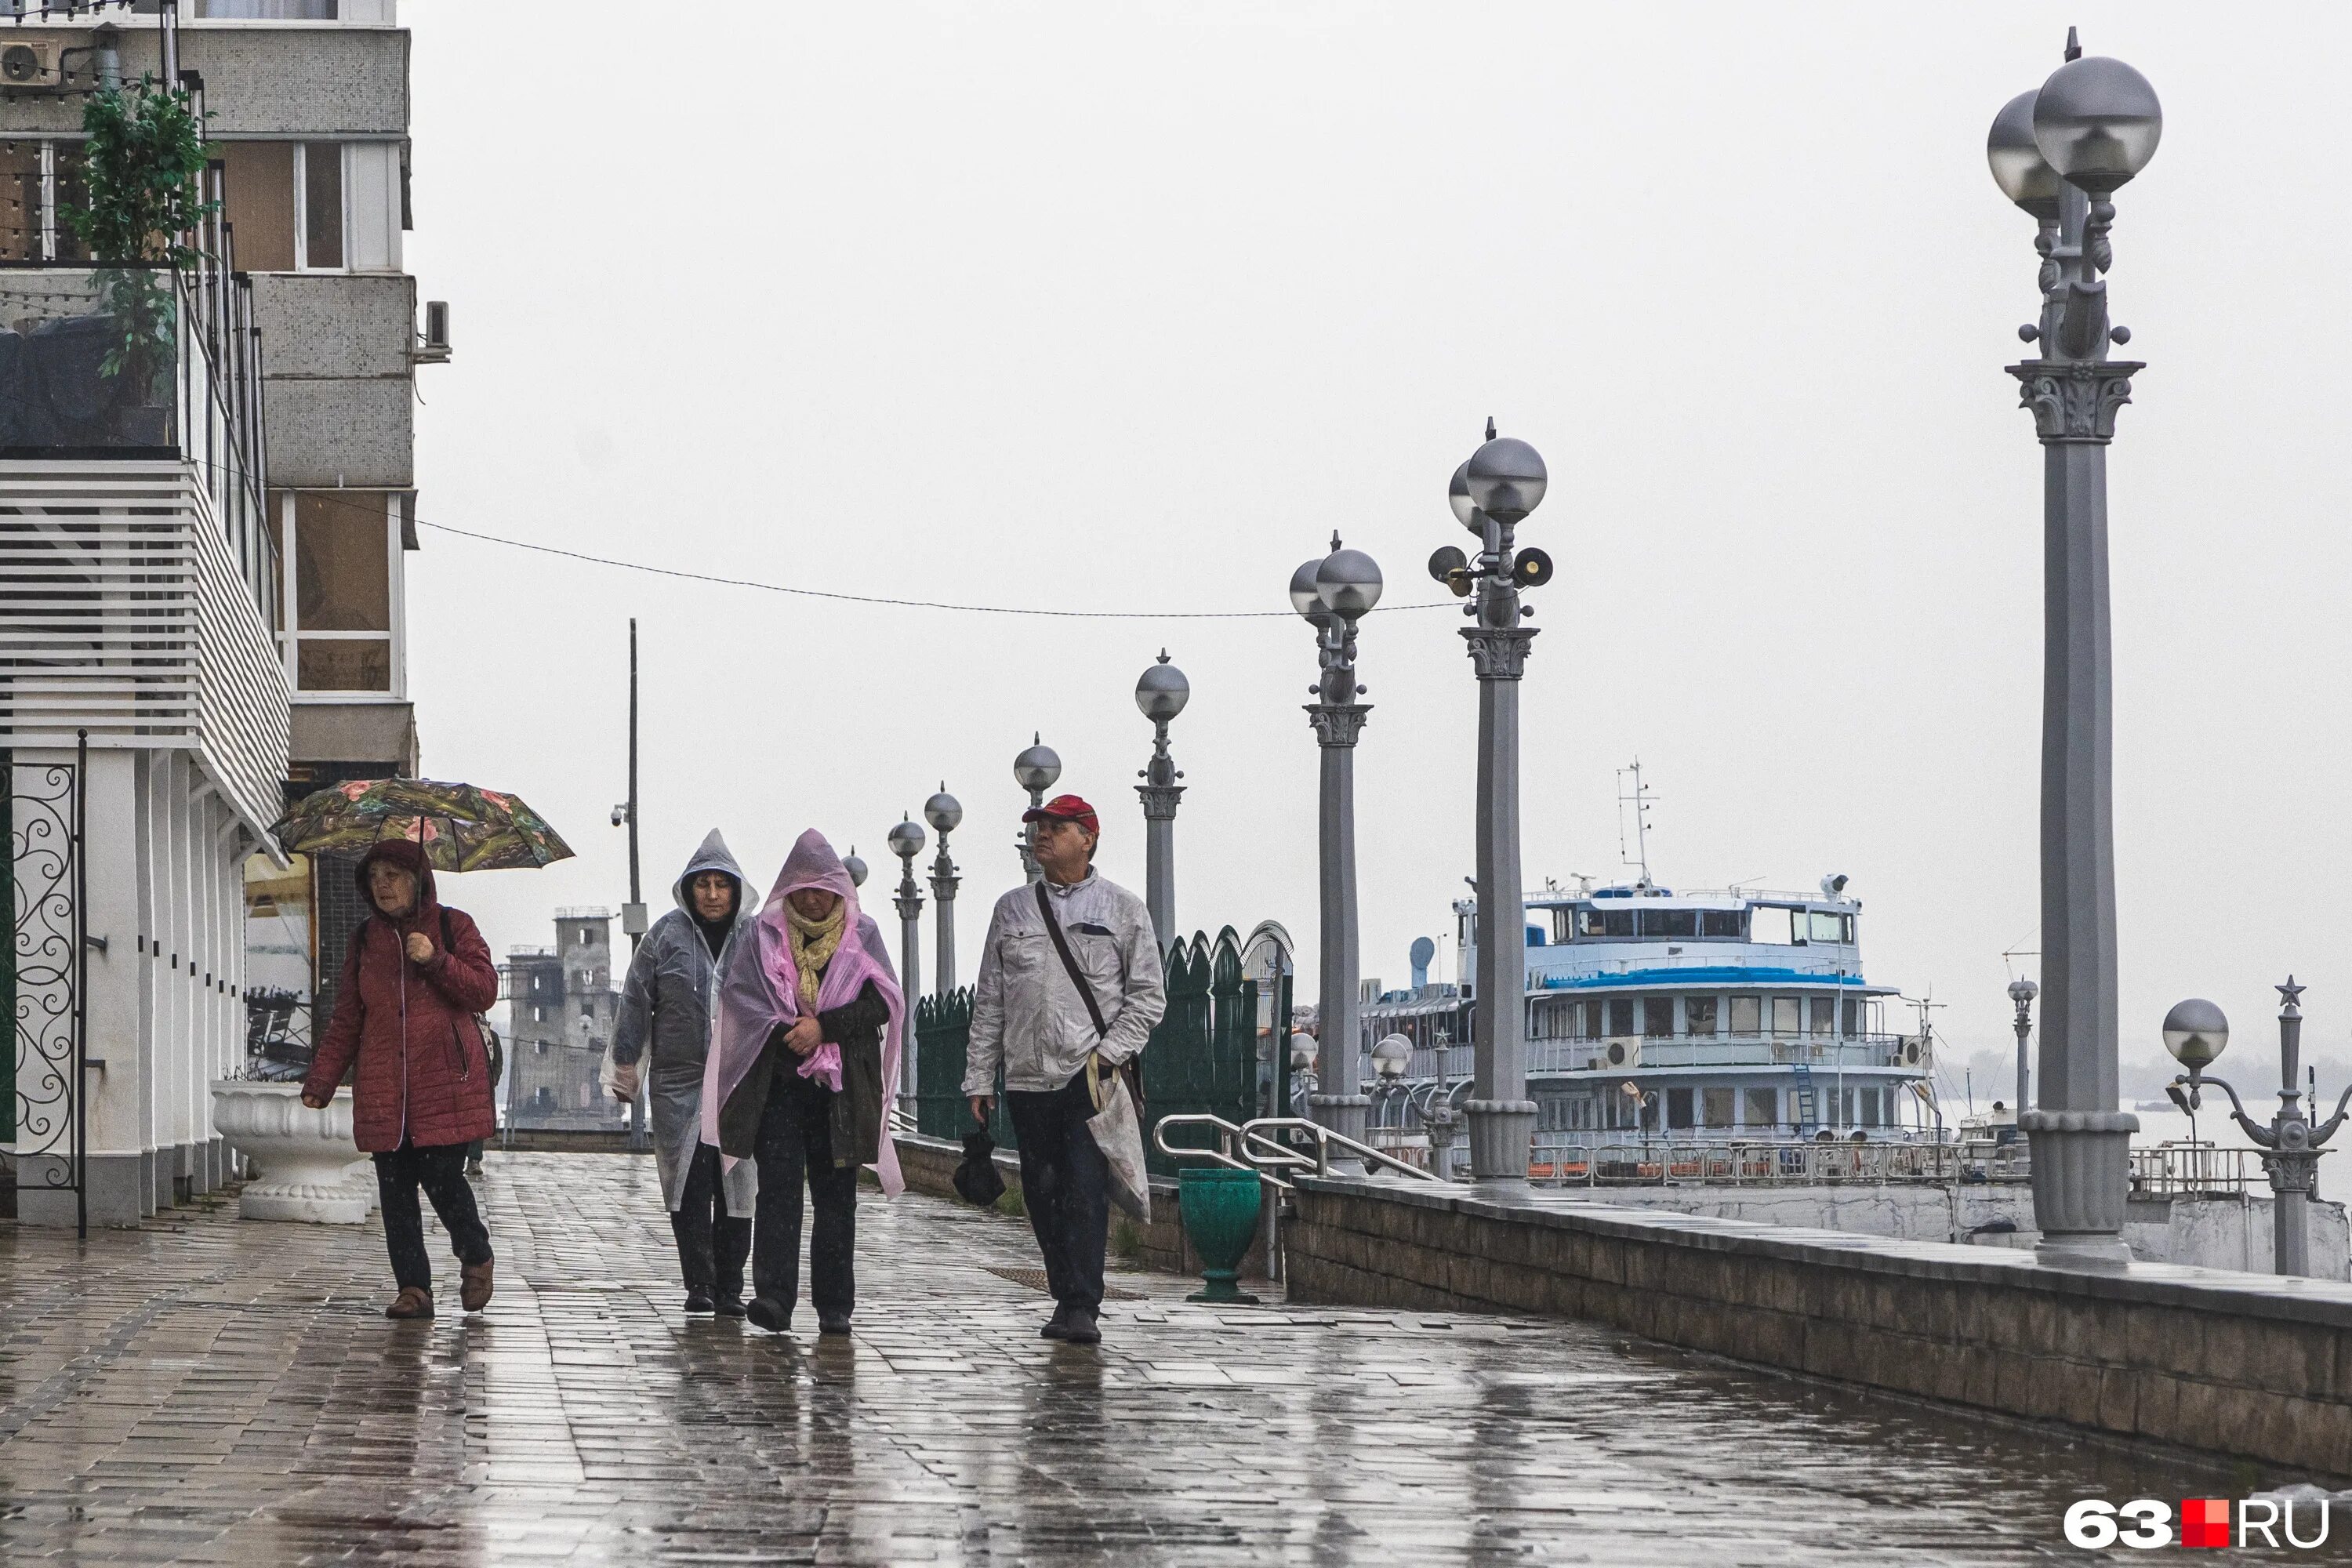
[
  {"x1": 385, "y1": 1287, "x2": 434, "y2": 1320},
  {"x1": 459, "y1": 1259, "x2": 495, "y2": 1312}
]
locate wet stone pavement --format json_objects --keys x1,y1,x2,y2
[{"x1": 0, "y1": 1153, "x2": 2322, "y2": 1565}]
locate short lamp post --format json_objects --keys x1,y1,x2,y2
[
  {"x1": 2165, "y1": 985, "x2": 2352, "y2": 1279},
  {"x1": 1987, "y1": 32, "x2": 2163, "y2": 1267},
  {"x1": 924, "y1": 786, "x2": 962, "y2": 995},
  {"x1": 1134, "y1": 651, "x2": 1189, "y2": 949},
  {"x1": 1428, "y1": 422, "x2": 1554, "y2": 1182},
  {"x1": 1014, "y1": 736, "x2": 1062, "y2": 884},
  {"x1": 887, "y1": 817, "x2": 926, "y2": 1007},
  {"x1": 2008, "y1": 976, "x2": 2038, "y2": 1130},
  {"x1": 1293, "y1": 535, "x2": 1381, "y2": 1152}
]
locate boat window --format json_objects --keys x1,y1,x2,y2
[
  {"x1": 1808, "y1": 911, "x2": 1851, "y2": 943},
  {"x1": 1771, "y1": 996, "x2": 1801, "y2": 1036},
  {"x1": 1608, "y1": 998, "x2": 1635, "y2": 1036},
  {"x1": 1666, "y1": 1087, "x2": 1695, "y2": 1129},
  {"x1": 1703, "y1": 1087, "x2": 1734, "y2": 1128},
  {"x1": 1552, "y1": 908, "x2": 1575, "y2": 944},
  {"x1": 1744, "y1": 1087, "x2": 1778, "y2": 1127},
  {"x1": 1750, "y1": 907, "x2": 1796, "y2": 944},
  {"x1": 1638, "y1": 909, "x2": 1696, "y2": 938},
  {"x1": 1842, "y1": 997, "x2": 1860, "y2": 1035},
  {"x1": 1642, "y1": 998, "x2": 1673, "y2": 1037},
  {"x1": 1583, "y1": 999, "x2": 1603, "y2": 1038},
  {"x1": 1699, "y1": 909, "x2": 1743, "y2": 938},
  {"x1": 1580, "y1": 907, "x2": 1605, "y2": 937},
  {"x1": 1809, "y1": 996, "x2": 1836, "y2": 1035},
  {"x1": 1729, "y1": 995, "x2": 1762, "y2": 1034},
  {"x1": 1860, "y1": 1088, "x2": 1883, "y2": 1128},
  {"x1": 1686, "y1": 996, "x2": 1718, "y2": 1036},
  {"x1": 1601, "y1": 909, "x2": 1633, "y2": 938}
]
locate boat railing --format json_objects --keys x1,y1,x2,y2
[
  {"x1": 2128, "y1": 1142, "x2": 2261, "y2": 1196},
  {"x1": 1526, "y1": 1136, "x2": 2020, "y2": 1187}
]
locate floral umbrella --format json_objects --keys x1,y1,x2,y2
[{"x1": 270, "y1": 778, "x2": 575, "y2": 873}]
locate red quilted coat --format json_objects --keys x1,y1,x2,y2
[{"x1": 303, "y1": 840, "x2": 500, "y2": 1152}]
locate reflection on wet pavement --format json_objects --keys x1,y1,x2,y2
[{"x1": 0, "y1": 1153, "x2": 2318, "y2": 1563}]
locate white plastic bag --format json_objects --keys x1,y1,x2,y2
[{"x1": 1087, "y1": 1060, "x2": 1151, "y2": 1223}]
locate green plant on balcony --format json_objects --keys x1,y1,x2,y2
[{"x1": 61, "y1": 74, "x2": 216, "y2": 397}]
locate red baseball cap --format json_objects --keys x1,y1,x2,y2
[{"x1": 1023, "y1": 793, "x2": 1100, "y2": 836}]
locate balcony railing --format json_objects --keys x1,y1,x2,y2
[{"x1": 1358, "y1": 1033, "x2": 1919, "y2": 1086}]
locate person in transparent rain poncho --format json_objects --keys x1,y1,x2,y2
[
  {"x1": 702, "y1": 829, "x2": 905, "y2": 1337},
  {"x1": 608, "y1": 830, "x2": 760, "y2": 1316}
]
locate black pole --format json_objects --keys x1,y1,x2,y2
[
  {"x1": 626, "y1": 616, "x2": 641, "y2": 946},
  {"x1": 74, "y1": 728, "x2": 86, "y2": 1242}
]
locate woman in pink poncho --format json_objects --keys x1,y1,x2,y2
[{"x1": 704, "y1": 829, "x2": 904, "y2": 1336}]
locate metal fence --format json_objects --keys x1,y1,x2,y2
[
  {"x1": 912, "y1": 924, "x2": 1267, "y2": 1177},
  {"x1": 2129, "y1": 1142, "x2": 2260, "y2": 1196},
  {"x1": 4, "y1": 735, "x2": 86, "y2": 1236},
  {"x1": 1525, "y1": 1135, "x2": 2009, "y2": 1187}
]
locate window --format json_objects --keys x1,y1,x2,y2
[
  {"x1": 1809, "y1": 911, "x2": 1853, "y2": 944},
  {"x1": 1860, "y1": 1088, "x2": 1882, "y2": 1128},
  {"x1": 1744, "y1": 1087, "x2": 1778, "y2": 1127},
  {"x1": 1665, "y1": 1087, "x2": 1694, "y2": 1130},
  {"x1": 1552, "y1": 908, "x2": 1575, "y2": 944},
  {"x1": 1686, "y1": 996, "x2": 1719, "y2": 1036},
  {"x1": 533, "y1": 1084, "x2": 554, "y2": 1105},
  {"x1": 0, "y1": 139, "x2": 90, "y2": 262},
  {"x1": 1566, "y1": 1096, "x2": 1595, "y2": 1131},
  {"x1": 1702, "y1": 1087, "x2": 1734, "y2": 1128},
  {"x1": 535, "y1": 1041, "x2": 548, "y2": 1056},
  {"x1": 1583, "y1": 999, "x2": 1603, "y2": 1038},
  {"x1": 1749, "y1": 907, "x2": 1795, "y2": 944},
  {"x1": 1729, "y1": 995, "x2": 1762, "y2": 1034},
  {"x1": 277, "y1": 491, "x2": 396, "y2": 694},
  {"x1": 1771, "y1": 996, "x2": 1801, "y2": 1036},
  {"x1": 1843, "y1": 997, "x2": 1861, "y2": 1035},
  {"x1": 1642, "y1": 998, "x2": 1673, "y2": 1037},
  {"x1": 1601, "y1": 909, "x2": 1634, "y2": 937},
  {"x1": 219, "y1": 141, "x2": 297, "y2": 270},
  {"x1": 1638, "y1": 909, "x2": 1696, "y2": 938},
  {"x1": 303, "y1": 142, "x2": 344, "y2": 268},
  {"x1": 1607, "y1": 997, "x2": 1635, "y2": 1037},
  {"x1": 213, "y1": 138, "x2": 397, "y2": 270},
  {"x1": 1699, "y1": 909, "x2": 1744, "y2": 938},
  {"x1": 1809, "y1": 996, "x2": 1836, "y2": 1036}
]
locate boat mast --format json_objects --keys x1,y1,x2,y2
[{"x1": 1617, "y1": 760, "x2": 1656, "y2": 887}]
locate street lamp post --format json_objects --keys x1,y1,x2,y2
[
  {"x1": 1293, "y1": 535, "x2": 1381, "y2": 1152},
  {"x1": 887, "y1": 817, "x2": 926, "y2": 1004},
  {"x1": 1987, "y1": 33, "x2": 2163, "y2": 1266},
  {"x1": 924, "y1": 786, "x2": 962, "y2": 995},
  {"x1": 1134, "y1": 651, "x2": 1189, "y2": 949},
  {"x1": 1013, "y1": 736, "x2": 1062, "y2": 883},
  {"x1": 1428, "y1": 423, "x2": 1555, "y2": 1182},
  {"x1": 2165, "y1": 986, "x2": 2352, "y2": 1279},
  {"x1": 2009, "y1": 977, "x2": 2038, "y2": 1131}
]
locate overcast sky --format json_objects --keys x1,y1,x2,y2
[{"x1": 399, "y1": 2, "x2": 2352, "y2": 1094}]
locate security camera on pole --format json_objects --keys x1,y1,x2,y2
[
  {"x1": 1986, "y1": 31, "x2": 2162, "y2": 1265},
  {"x1": 1013, "y1": 736, "x2": 1062, "y2": 884},
  {"x1": 1134, "y1": 651, "x2": 1189, "y2": 949},
  {"x1": 1427, "y1": 421, "x2": 1553, "y2": 1183},
  {"x1": 924, "y1": 786, "x2": 962, "y2": 995},
  {"x1": 1292, "y1": 535, "x2": 1381, "y2": 1152}
]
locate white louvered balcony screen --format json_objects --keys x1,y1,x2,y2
[{"x1": 0, "y1": 461, "x2": 291, "y2": 833}]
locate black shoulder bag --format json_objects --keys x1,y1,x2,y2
[{"x1": 1033, "y1": 883, "x2": 1144, "y2": 1123}]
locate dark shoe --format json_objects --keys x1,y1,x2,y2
[
  {"x1": 684, "y1": 1290, "x2": 717, "y2": 1315},
  {"x1": 1062, "y1": 1308, "x2": 1101, "y2": 1345},
  {"x1": 1040, "y1": 1304, "x2": 1074, "y2": 1341},
  {"x1": 713, "y1": 1295, "x2": 747, "y2": 1319},
  {"x1": 746, "y1": 1295, "x2": 793, "y2": 1334},
  {"x1": 385, "y1": 1287, "x2": 434, "y2": 1320},
  {"x1": 466, "y1": 1158, "x2": 484, "y2": 1178},
  {"x1": 459, "y1": 1259, "x2": 495, "y2": 1313},
  {"x1": 817, "y1": 1312, "x2": 852, "y2": 1337}
]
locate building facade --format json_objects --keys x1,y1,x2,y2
[
  {"x1": 502, "y1": 910, "x2": 625, "y2": 1132},
  {"x1": 4, "y1": 1, "x2": 438, "y2": 1222}
]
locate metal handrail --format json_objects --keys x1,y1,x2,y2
[
  {"x1": 1152, "y1": 1111, "x2": 1291, "y2": 1190},
  {"x1": 1237, "y1": 1117, "x2": 1444, "y2": 1183}
]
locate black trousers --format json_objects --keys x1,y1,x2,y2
[
  {"x1": 374, "y1": 1138, "x2": 492, "y2": 1294},
  {"x1": 1006, "y1": 1069, "x2": 1109, "y2": 1315},
  {"x1": 753, "y1": 1070, "x2": 859, "y2": 1319},
  {"x1": 670, "y1": 1142, "x2": 752, "y2": 1299}
]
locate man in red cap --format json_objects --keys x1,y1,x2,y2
[{"x1": 965, "y1": 793, "x2": 1166, "y2": 1345}]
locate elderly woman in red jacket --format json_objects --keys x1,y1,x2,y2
[{"x1": 302, "y1": 839, "x2": 501, "y2": 1319}]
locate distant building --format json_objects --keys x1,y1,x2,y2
[{"x1": 501, "y1": 909, "x2": 622, "y2": 1131}]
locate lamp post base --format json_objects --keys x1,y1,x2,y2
[
  {"x1": 1308, "y1": 1092, "x2": 1370, "y2": 1152},
  {"x1": 2021, "y1": 1109, "x2": 2138, "y2": 1269},
  {"x1": 1465, "y1": 1099, "x2": 1537, "y2": 1182}
]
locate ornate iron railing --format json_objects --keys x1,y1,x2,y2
[{"x1": 5, "y1": 731, "x2": 85, "y2": 1235}]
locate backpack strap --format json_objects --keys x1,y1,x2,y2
[{"x1": 1034, "y1": 882, "x2": 1109, "y2": 1040}]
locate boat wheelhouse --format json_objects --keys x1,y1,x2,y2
[{"x1": 1359, "y1": 877, "x2": 1936, "y2": 1145}]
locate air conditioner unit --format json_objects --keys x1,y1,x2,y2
[
  {"x1": 0, "y1": 39, "x2": 62, "y2": 89},
  {"x1": 1604, "y1": 1038, "x2": 1642, "y2": 1069},
  {"x1": 412, "y1": 299, "x2": 452, "y2": 364}
]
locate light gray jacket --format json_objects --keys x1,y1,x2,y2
[{"x1": 964, "y1": 869, "x2": 1166, "y2": 1094}]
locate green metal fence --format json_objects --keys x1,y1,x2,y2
[{"x1": 910, "y1": 924, "x2": 1268, "y2": 1175}]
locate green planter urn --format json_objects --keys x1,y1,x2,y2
[{"x1": 1178, "y1": 1166, "x2": 1263, "y2": 1304}]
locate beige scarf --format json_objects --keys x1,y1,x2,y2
[{"x1": 782, "y1": 901, "x2": 846, "y2": 1011}]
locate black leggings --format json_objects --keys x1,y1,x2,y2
[
  {"x1": 670, "y1": 1143, "x2": 752, "y2": 1299},
  {"x1": 374, "y1": 1138, "x2": 492, "y2": 1294}
]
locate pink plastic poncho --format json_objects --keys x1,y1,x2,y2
[{"x1": 702, "y1": 829, "x2": 906, "y2": 1196}]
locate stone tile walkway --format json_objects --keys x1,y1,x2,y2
[{"x1": 0, "y1": 1154, "x2": 2308, "y2": 1564}]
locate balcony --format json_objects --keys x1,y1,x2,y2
[{"x1": 0, "y1": 265, "x2": 287, "y2": 832}]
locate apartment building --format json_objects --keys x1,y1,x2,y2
[
  {"x1": 2, "y1": 0, "x2": 440, "y2": 1223},
  {"x1": 503, "y1": 911, "x2": 627, "y2": 1134}
]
